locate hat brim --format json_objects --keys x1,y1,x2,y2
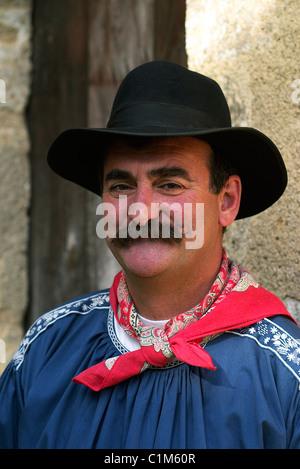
[{"x1": 47, "y1": 126, "x2": 287, "y2": 220}]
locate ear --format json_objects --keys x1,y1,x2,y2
[{"x1": 218, "y1": 175, "x2": 242, "y2": 228}]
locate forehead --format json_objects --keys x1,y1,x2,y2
[{"x1": 103, "y1": 136, "x2": 212, "y2": 173}]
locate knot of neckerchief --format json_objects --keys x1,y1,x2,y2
[
  {"x1": 112, "y1": 250, "x2": 231, "y2": 366},
  {"x1": 73, "y1": 250, "x2": 286, "y2": 392}
]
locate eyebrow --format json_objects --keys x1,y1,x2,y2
[
  {"x1": 104, "y1": 169, "x2": 132, "y2": 185},
  {"x1": 147, "y1": 166, "x2": 192, "y2": 181},
  {"x1": 104, "y1": 166, "x2": 192, "y2": 185}
]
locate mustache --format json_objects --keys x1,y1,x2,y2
[{"x1": 110, "y1": 221, "x2": 183, "y2": 248}]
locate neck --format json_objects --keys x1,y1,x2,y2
[{"x1": 124, "y1": 249, "x2": 223, "y2": 321}]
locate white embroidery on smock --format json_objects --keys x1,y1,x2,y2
[
  {"x1": 228, "y1": 318, "x2": 300, "y2": 382},
  {"x1": 12, "y1": 291, "x2": 110, "y2": 370}
]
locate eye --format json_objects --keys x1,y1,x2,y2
[
  {"x1": 110, "y1": 183, "x2": 133, "y2": 193},
  {"x1": 158, "y1": 182, "x2": 184, "y2": 194},
  {"x1": 161, "y1": 182, "x2": 182, "y2": 189}
]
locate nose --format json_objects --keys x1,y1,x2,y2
[{"x1": 128, "y1": 185, "x2": 158, "y2": 226}]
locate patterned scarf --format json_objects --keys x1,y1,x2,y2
[{"x1": 73, "y1": 250, "x2": 293, "y2": 391}]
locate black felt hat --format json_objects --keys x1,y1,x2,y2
[{"x1": 47, "y1": 60, "x2": 287, "y2": 219}]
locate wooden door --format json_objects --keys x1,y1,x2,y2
[{"x1": 26, "y1": 0, "x2": 186, "y2": 324}]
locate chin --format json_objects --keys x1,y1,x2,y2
[{"x1": 111, "y1": 239, "x2": 180, "y2": 278}]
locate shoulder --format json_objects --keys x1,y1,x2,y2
[
  {"x1": 227, "y1": 315, "x2": 300, "y2": 384},
  {"x1": 12, "y1": 289, "x2": 111, "y2": 371}
]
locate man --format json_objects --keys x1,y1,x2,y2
[{"x1": 0, "y1": 61, "x2": 299, "y2": 449}]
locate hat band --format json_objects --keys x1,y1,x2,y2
[{"x1": 107, "y1": 102, "x2": 225, "y2": 131}]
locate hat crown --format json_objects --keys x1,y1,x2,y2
[{"x1": 108, "y1": 61, "x2": 231, "y2": 130}]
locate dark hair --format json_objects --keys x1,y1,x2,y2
[
  {"x1": 207, "y1": 145, "x2": 238, "y2": 235},
  {"x1": 207, "y1": 146, "x2": 237, "y2": 195}
]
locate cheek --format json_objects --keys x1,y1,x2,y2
[
  {"x1": 182, "y1": 189, "x2": 218, "y2": 218},
  {"x1": 203, "y1": 195, "x2": 222, "y2": 237},
  {"x1": 101, "y1": 195, "x2": 128, "y2": 220},
  {"x1": 184, "y1": 194, "x2": 220, "y2": 233}
]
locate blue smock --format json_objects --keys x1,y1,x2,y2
[{"x1": 0, "y1": 288, "x2": 300, "y2": 449}]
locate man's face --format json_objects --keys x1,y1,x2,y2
[{"x1": 101, "y1": 136, "x2": 224, "y2": 278}]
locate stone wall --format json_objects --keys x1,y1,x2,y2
[
  {"x1": 0, "y1": 0, "x2": 31, "y2": 373},
  {"x1": 186, "y1": 0, "x2": 300, "y2": 321}
]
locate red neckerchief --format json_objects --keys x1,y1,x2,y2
[{"x1": 73, "y1": 251, "x2": 295, "y2": 391}]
